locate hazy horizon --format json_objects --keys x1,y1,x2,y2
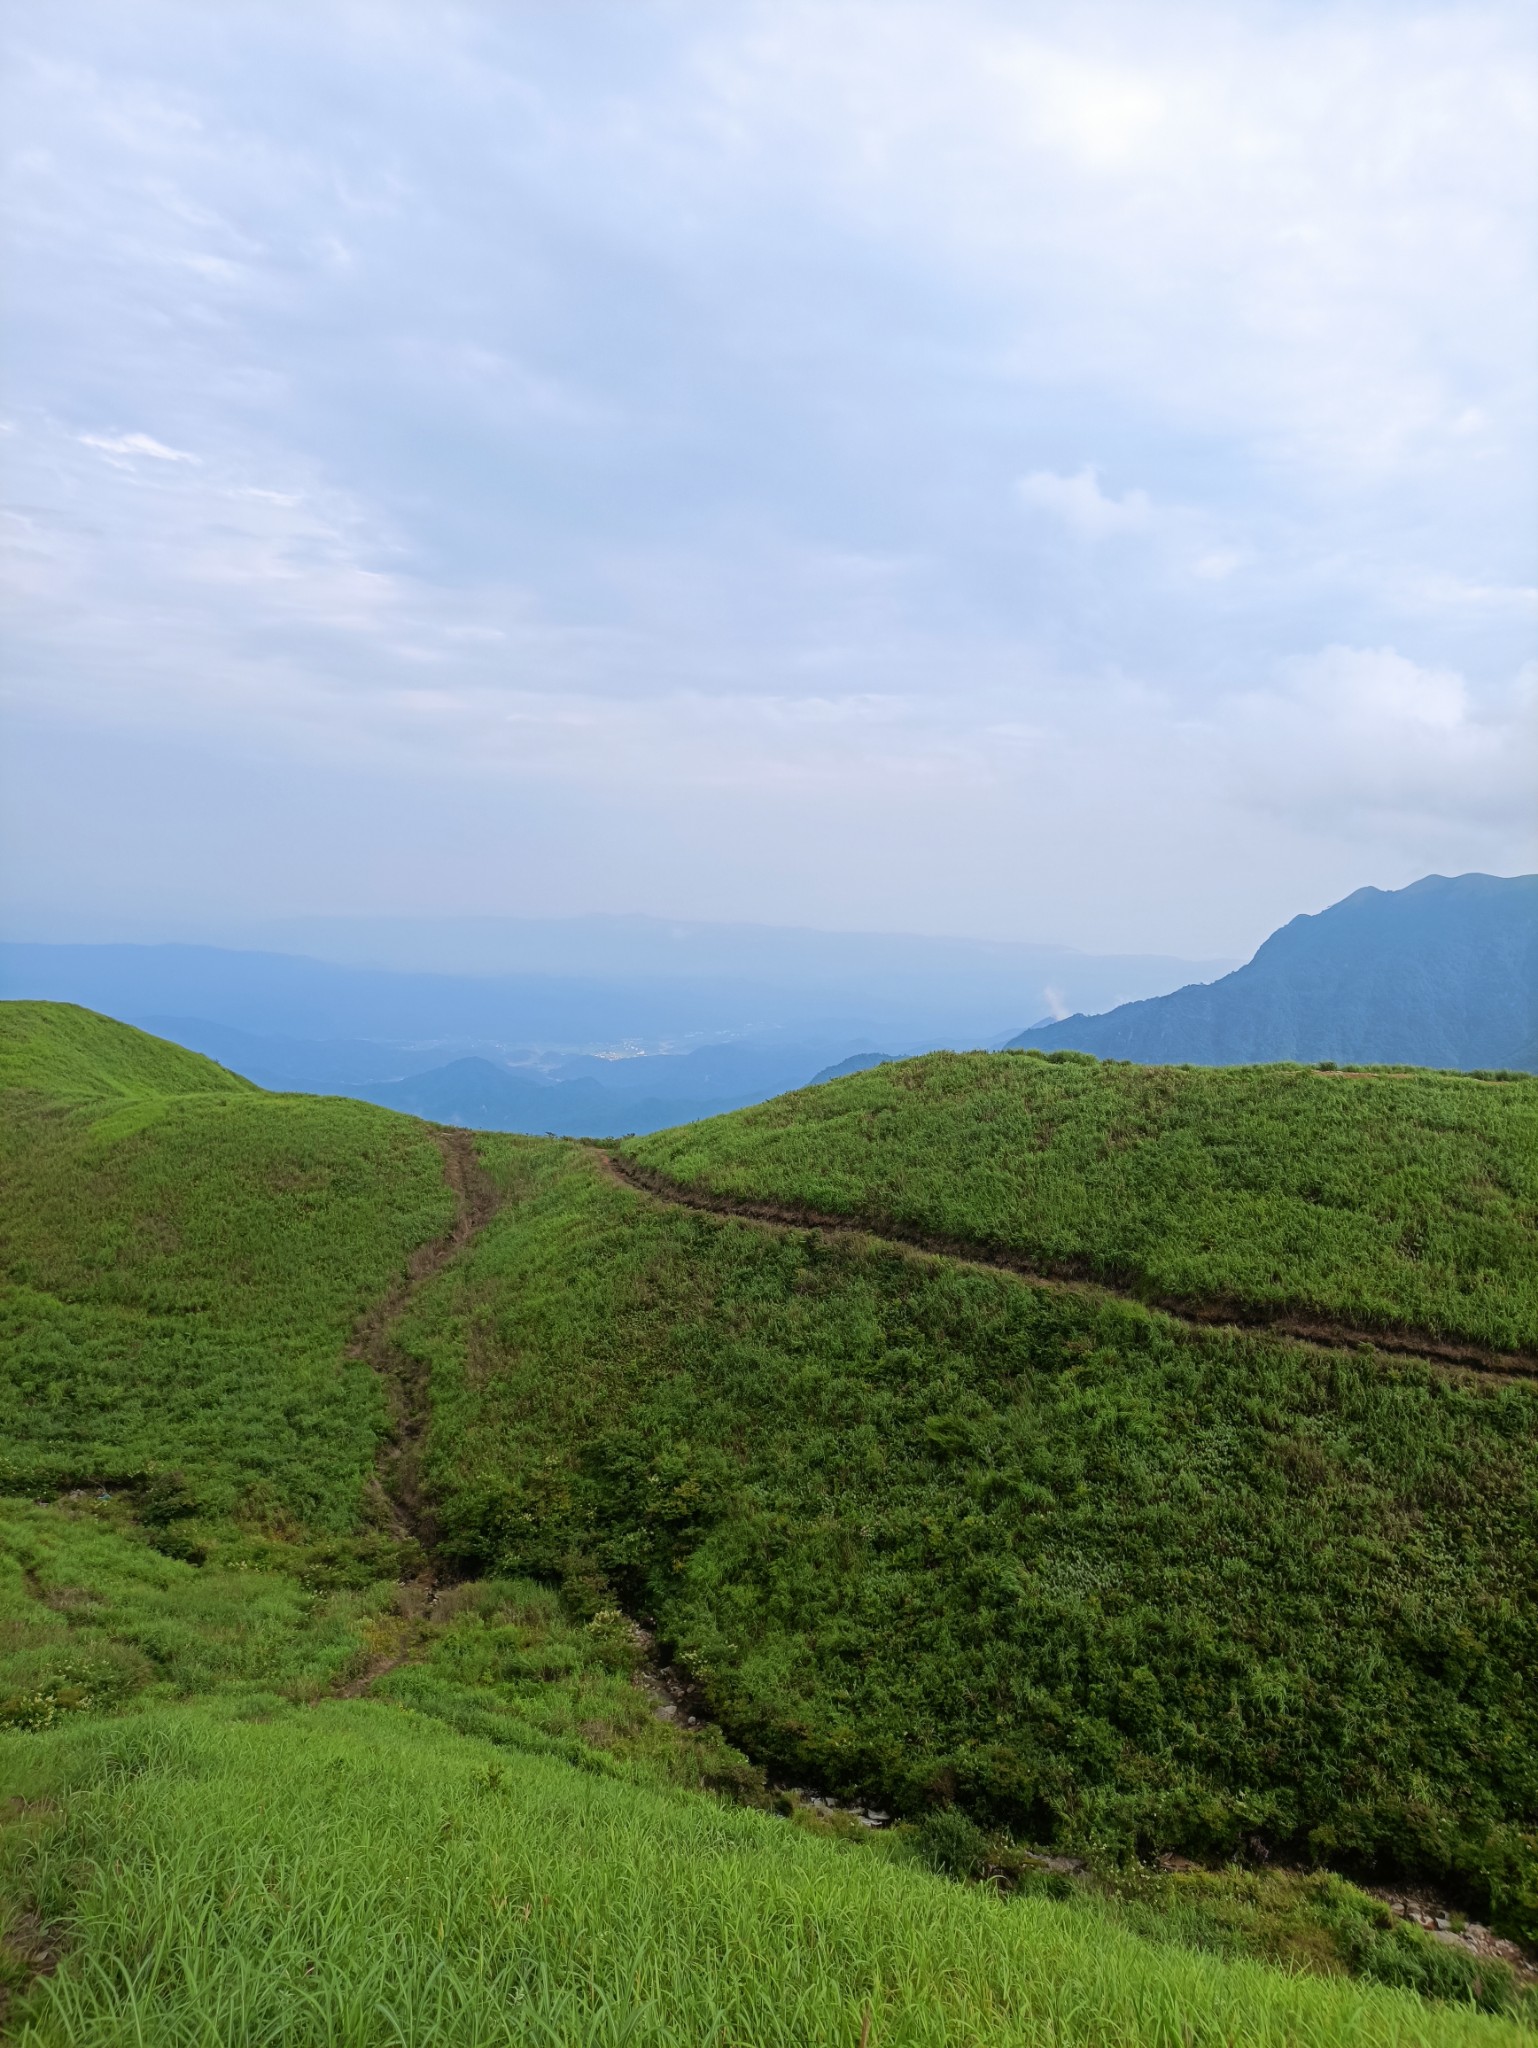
[{"x1": 3, "y1": 3, "x2": 1535, "y2": 958}]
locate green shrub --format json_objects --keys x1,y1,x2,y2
[{"x1": 915, "y1": 1807, "x2": 989, "y2": 1879}]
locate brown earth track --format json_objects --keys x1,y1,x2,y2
[
  {"x1": 347, "y1": 1127, "x2": 502, "y2": 1555},
  {"x1": 599, "y1": 1151, "x2": 1538, "y2": 1383}
]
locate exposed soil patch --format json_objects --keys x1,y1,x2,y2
[
  {"x1": 347, "y1": 1128, "x2": 502, "y2": 1555},
  {"x1": 599, "y1": 1153, "x2": 1538, "y2": 1383},
  {"x1": 333, "y1": 1580, "x2": 444, "y2": 1699},
  {"x1": 1367, "y1": 1887, "x2": 1538, "y2": 1984}
]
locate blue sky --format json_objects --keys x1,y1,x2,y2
[{"x1": 2, "y1": 0, "x2": 1534, "y2": 958}]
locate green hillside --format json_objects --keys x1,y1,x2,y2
[
  {"x1": 5, "y1": 1004, "x2": 1538, "y2": 2042},
  {"x1": 0, "y1": 1001, "x2": 454, "y2": 1520},
  {"x1": 0, "y1": 1000, "x2": 255, "y2": 1104},
  {"x1": 405, "y1": 1141, "x2": 1538, "y2": 1936},
  {"x1": 626, "y1": 1051, "x2": 1538, "y2": 1355},
  {"x1": 11, "y1": 1683, "x2": 1522, "y2": 2048}
]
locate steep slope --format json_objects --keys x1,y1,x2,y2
[
  {"x1": 12, "y1": 1689, "x2": 1525, "y2": 2047},
  {"x1": 12, "y1": 1003, "x2": 1532, "y2": 2040},
  {"x1": 1006, "y1": 874, "x2": 1538, "y2": 1070}
]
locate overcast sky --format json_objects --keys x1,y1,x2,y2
[{"x1": 2, "y1": 0, "x2": 1534, "y2": 959}]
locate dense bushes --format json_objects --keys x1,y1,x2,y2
[{"x1": 405, "y1": 1144, "x2": 1538, "y2": 1935}]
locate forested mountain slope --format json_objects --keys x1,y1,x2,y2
[{"x1": 1006, "y1": 874, "x2": 1538, "y2": 1071}]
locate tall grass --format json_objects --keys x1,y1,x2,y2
[
  {"x1": 5, "y1": 1703, "x2": 1527, "y2": 2047},
  {"x1": 0, "y1": 1500, "x2": 398, "y2": 1722},
  {"x1": 7, "y1": 1002, "x2": 1538, "y2": 2040},
  {"x1": 627, "y1": 1052, "x2": 1538, "y2": 1353}
]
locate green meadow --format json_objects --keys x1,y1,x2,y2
[
  {"x1": 4, "y1": 1003, "x2": 1538, "y2": 2042},
  {"x1": 10, "y1": 1693, "x2": 1530, "y2": 2048}
]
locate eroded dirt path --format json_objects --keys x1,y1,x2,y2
[
  {"x1": 349, "y1": 1127, "x2": 502, "y2": 1551},
  {"x1": 599, "y1": 1151, "x2": 1538, "y2": 1383}
]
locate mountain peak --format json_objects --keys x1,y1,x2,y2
[{"x1": 1006, "y1": 873, "x2": 1538, "y2": 1070}]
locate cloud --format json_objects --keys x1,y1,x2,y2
[
  {"x1": 78, "y1": 431, "x2": 198, "y2": 463},
  {"x1": 1226, "y1": 645, "x2": 1534, "y2": 831},
  {"x1": 0, "y1": 1, "x2": 1534, "y2": 955},
  {"x1": 1285, "y1": 645, "x2": 1468, "y2": 732},
  {"x1": 1017, "y1": 466, "x2": 1151, "y2": 540}
]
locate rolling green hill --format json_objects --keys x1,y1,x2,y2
[
  {"x1": 0, "y1": 1002, "x2": 454, "y2": 1522},
  {"x1": 625, "y1": 1050, "x2": 1538, "y2": 1356},
  {"x1": 5, "y1": 1002, "x2": 1538, "y2": 2043},
  {"x1": 0, "y1": 999, "x2": 255, "y2": 1104}
]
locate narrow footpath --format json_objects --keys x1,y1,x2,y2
[
  {"x1": 599, "y1": 1150, "x2": 1538, "y2": 1383},
  {"x1": 347, "y1": 1127, "x2": 502, "y2": 1551}
]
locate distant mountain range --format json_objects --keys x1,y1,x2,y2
[
  {"x1": 0, "y1": 924, "x2": 1229, "y2": 1050},
  {"x1": 0, "y1": 926, "x2": 1227, "y2": 1137},
  {"x1": 354, "y1": 1042, "x2": 870, "y2": 1138},
  {"x1": 5, "y1": 878, "x2": 1528, "y2": 1131},
  {"x1": 1007, "y1": 874, "x2": 1538, "y2": 1071}
]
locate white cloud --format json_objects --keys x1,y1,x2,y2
[
  {"x1": 1193, "y1": 549, "x2": 1244, "y2": 581},
  {"x1": 78, "y1": 431, "x2": 197, "y2": 463},
  {"x1": 1283, "y1": 645, "x2": 1468, "y2": 731},
  {"x1": 1225, "y1": 645, "x2": 1533, "y2": 830},
  {"x1": 1017, "y1": 466, "x2": 1151, "y2": 540}
]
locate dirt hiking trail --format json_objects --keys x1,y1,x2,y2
[
  {"x1": 599, "y1": 1151, "x2": 1538, "y2": 1384},
  {"x1": 348, "y1": 1127, "x2": 502, "y2": 1552}
]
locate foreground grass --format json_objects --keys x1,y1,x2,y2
[
  {"x1": 627, "y1": 1052, "x2": 1538, "y2": 1354},
  {"x1": 7, "y1": 1499, "x2": 1527, "y2": 2027},
  {"x1": 408, "y1": 1142, "x2": 1538, "y2": 1936},
  {"x1": 5, "y1": 1702, "x2": 1529, "y2": 2048},
  {"x1": 0, "y1": 1002, "x2": 453, "y2": 1524}
]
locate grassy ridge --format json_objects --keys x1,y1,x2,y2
[
  {"x1": 5, "y1": 1700, "x2": 1527, "y2": 2048},
  {"x1": 0, "y1": 1002, "x2": 255, "y2": 1105},
  {"x1": 408, "y1": 1142, "x2": 1538, "y2": 1933},
  {"x1": 626, "y1": 1053, "x2": 1538, "y2": 1354},
  {"x1": 0, "y1": 1003, "x2": 453, "y2": 1525}
]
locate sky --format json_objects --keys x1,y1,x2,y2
[{"x1": 2, "y1": 0, "x2": 1535, "y2": 961}]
